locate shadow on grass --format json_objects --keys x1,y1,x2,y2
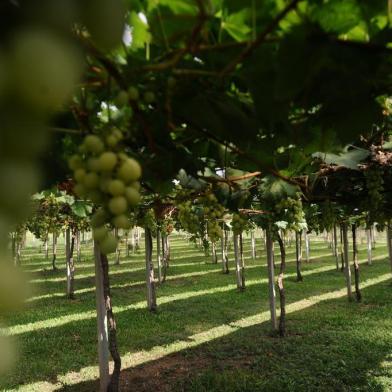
[{"x1": 56, "y1": 279, "x2": 392, "y2": 392}]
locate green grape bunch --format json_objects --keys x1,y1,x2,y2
[
  {"x1": 275, "y1": 195, "x2": 306, "y2": 232},
  {"x1": 177, "y1": 201, "x2": 200, "y2": 234},
  {"x1": 68, "y1": 129, "x2": 142, "y2": 254},
  {"x1": 231, "y1": 212, "x2": 248, "y2": 235},
  {"x1": 200, "y1": 193, "x2": 225, "y2": 242}
]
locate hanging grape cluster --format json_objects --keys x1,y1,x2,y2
[
  {"x1": 177, "y1": 201, "x2": 201, "y2": 234},
  {"x1": 231, "y1": 212, "x2": 248, "y2": 235},
  {"x1": 140, "y1": 209, "x2": 157, "y2": 234},
  {"x1": 200, "y1": 193, "x2": 225, "y2": 242},
  {"x1": 275, "y1": 195, "x2": 306, "y2": 232},
  {"x1": 161, "y1": 218, "x2": 174, "y2": 236},
  {"x1": 69, "y1": 130, "x2": 142, "y2": 254},
  {"x1": 364, "y1": 166, "x2": 384, "y2": 224}
]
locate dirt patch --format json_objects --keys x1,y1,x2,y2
[{"x1": 119, "y1": 352, "x2": 210, "y2": 391}]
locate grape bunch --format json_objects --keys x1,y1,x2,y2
[
  {"x1": 115, "y1": 86, "x2": 156, "y2": 109},
  {"x1": 141, "y1": 209, "x2": 157, "y2": 233},
  {"x1": 161, "y1": 218, "x2": 174, "y2": 236},
  {"x1": 231, "y1": 213, "x2": 248, "y2": 235},
  {"x1": 275, "y1": 195, "x2": 306, "y2": 232},
  {"x1": 200, "y1": 193, "x2": 225, "y2": 242},
  {"x1": 364, "y1": 167, "x2": 384, "y2": 223},
  {"x1": 68, "y1": 129, "x2": 142, "y2": 254},
  {"x1": 178, "y1": 201, "x2": 200, "y2": 234}
]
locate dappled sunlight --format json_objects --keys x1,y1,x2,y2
[
  {"x1": 15, "y1": 271, "x2": 392, "y2": 392},
  {"x1": 7, "y1": 253, "x2": 388, "y2": 336},
  {"x1": 24, "y1": 251, "x2": 340, "y2": 304}
]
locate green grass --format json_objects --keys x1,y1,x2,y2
[{"x1": 1, "y1": 233, "x2": 392, "y2": 391}]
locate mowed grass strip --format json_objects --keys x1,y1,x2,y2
[{"x1": 1, "y1": 233, "x2": 392, "y2": 391}]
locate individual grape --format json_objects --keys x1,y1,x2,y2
[
  {"x1": 91, "y1": 208, "x2": 108, "y2": 228},
  {"x1": 10, "y1": 29, "x2": 82, "y2": 111},
  {"x1": 124, "y1": 187, "x2": 140, "y2": 206},
  {"x1": 99, "y1": 234, "x2": 118, "y2": 254},
  {"x1": 108, "y1": 196, "x2": 128, "y2": 215},
  {"x1": 74, "y1": 168, "x2": 86, "y2": 183},
  {"x1": 106, "y1": 134, "x2": 118, "y2": 148},
  {"x1": 93, "y1": 226, "x2": 108, "y2": 242},
  {"x1": 108, "y1": 179, "x2": 125, "y2": 196},
  {"x1": 84, "y1": 135, "x2": 104, "y2": 154},
  {"x1": 129, "y1": 181, "x2": 141, "y2": 191},
  {"x1": 84, "y1": 172, "x2": 99, "y2": 189},
  {"x1": 112, "y1": 214, "x2": 131, "y2": 229},
  {"x1": 69, "y1": 155, "x2": 83, "y2": 170},
  {"x1": 143, "y1": 91, "x2": 155, "y2": 104},
  {"x1": 115, "y1": 90, "x2": 129, "y2": 107},
  {"x1": 98, "y1": 151, "x2": 117, "y2": 171},
  {"x1": 87, "y1": 157, "x2": 101, "y2": 172},
  {"x1": 128, "y1": 86, "x2": 139, "y2": 101},
  {"x1": 99, "y1": 175, "x2": 112, "y2": 193},
  {"x1": 81, "y1": 0, "x2": 126, "y2": 51},
  {"x1": 111, "y1": 128, "x2": 123, "y2": 141},
  {"x1": 117, "y1": 158, "x2": 142, "y2": 183}
]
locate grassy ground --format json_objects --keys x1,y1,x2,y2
[{"x1": 1, "y1": 232, "x2": 392, "y2": 391}]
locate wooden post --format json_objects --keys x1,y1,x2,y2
[
  {"x1": 342, "y1": 224, "x2": 352, "y2": 300},
  {"x1": 93, "y1": 242, "x2": 110, "y2": 391},
  {"x1": 304, "y1": 231, "x2": 310, "y2": 263},
  {"x1": 233, "y1": 233, "x2": 244, "y2": 290},
  {"x1": 386, "y1": 223, "x2": 392, "y2": 273},
  {"x1": 250, "y1": 230, "x2": 256, "y2": 260},
  {"x1": 333, "y1": 225, "x2": 339, "y2": 270},
  {"x1": 295, "y1": 231, "x2": 303, "y2": 281},
  {"x1": 145, "y1": 227, "x2": 157, "y2": 311},
  {"x1": 366, "y1": 229, "x2": 372, "y2": 265},
  {"x1": 266, "y1": 228, "x2": 277, "y2": 331},
  {"x1": 157, "y1": 229, "x2": 162, "y2": 283},
  {"x1": 65, "y1": 228, "x2": 71, "y2": 297}
]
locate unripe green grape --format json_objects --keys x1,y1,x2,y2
[
  {"x1": 98, "y1": 151, "x2": 117, "y2": 171},
  {"x1": 69, "y1": 155, "x2": 83, "y2": 170},
  {"x1": 124, "y1": 187, "x2": 140, "y2": 206},
  {"x1": 91, "y1": 208, "x2": 108, "y2": 228},
  {"x1": 143, "y1": 91, "x2": 155, "y2": 103},
  {"x1": 84, "y1": 172, "x2": 99, "y2": 189},
  {"x1": 129, "y1": 181, "x2": 141, "y2": 191},
  {"x1": 108, "y1": 179, "x2": 125, "y2": 196},
  {"x1": 112, "y1": 214, "x2": 131, "y2": 229},
  {"x1": 128, "y1": 86, "x2": 139, "y2": 101},
  {"x1": 87, "y1": 157, "x2": 100, "y2": 172},
  {"x1": 10, "y1": 29, "x2": 82, "y2": 111},
  {"x1": 118, "y1": 158, "x2": 142, "y2": 183},
  {"x1": 100, "y1": 176, "x2": 112, "y2": 193},
  {"x1": 108, "y1": 196, "x2": 128, "y2": 215},
  {"x1": 115, "y1": 90, "x2": 128, "y2": 107},
  {"x1": 74, "y1": 168, "x2": 86, "y2": 183},
  {"x1": 112, "y1": 128, "x2": 123, "y2": 140},
  {"x1": 93, "y1": 226, "x2": 108, "y2": 242},
  {"x1": 81, "y1": 0, "x2": 126, "y2": 51},
  {"x1": 84, "y1": 135, "x2": 104, "y2": 154},
  {"x1": 106, "y1": 134, "x2": 118, "y2": 148},
  {"x1": 99, "y1": 234, "x2": 118, "y2": 255}
]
